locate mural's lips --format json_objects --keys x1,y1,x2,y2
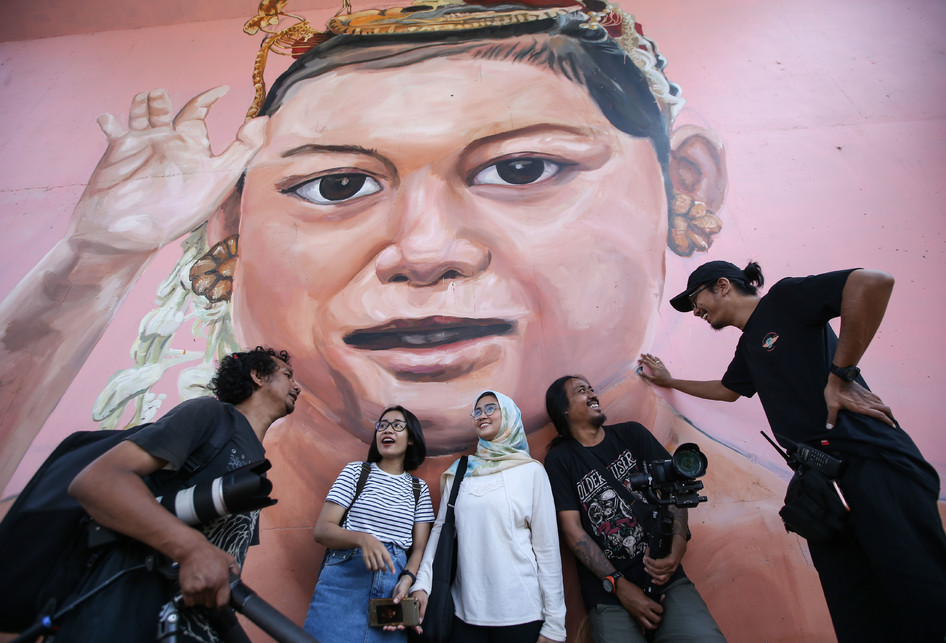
[{"x1": 344, "y1": 316, "x2": 515, "y2": 350}]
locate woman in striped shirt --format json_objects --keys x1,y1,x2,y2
[{"x1": 303, "y1": 405, "x2": 435, "y2": 642}]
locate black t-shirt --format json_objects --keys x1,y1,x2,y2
[
  {"x1": 544, "y1": 423, "x2": 686, "y2": 609},
  {"x1": 130, "y1": 397, "x2": 266, "y2": 642},
  {"x1": 721, "y1": 270, "x2": 931, "y2": 472},
  {"x1": 53, "y1": 397, "x2": 267, "y2": 643}
]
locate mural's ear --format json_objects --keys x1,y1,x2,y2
[
  {"x1": 191, "y1": 186, "x2": 243, "y2": 303},
  {"x1": 207, "y1": 184, "x2": 243, "y2": 243},
  {"x1": 667, "y1": 126, "x2": 728, "y2": 256}
]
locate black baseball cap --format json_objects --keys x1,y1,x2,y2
[{"x1": 670, "y1": 260, "x2": 746, "y2": 312}]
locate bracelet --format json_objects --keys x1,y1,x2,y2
[{"x1": 398, "y1": 569, "x2": 416, "y2": 583}]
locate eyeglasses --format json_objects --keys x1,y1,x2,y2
[
  {"x1": 688, "y1": 283, "x2": 709, "y2": 308},
  {"x1": 375, "y1": 420, "x2": 407, "y2": 432},
  {"x1": 470, "y1": 403, "x2": 499, "y2": 419}
]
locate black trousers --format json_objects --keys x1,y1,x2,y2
[
  {"x1": 450, "y1": 616, "x2": 543, "y2": 643},
  {"x1": 807, "y1": 453, "x2": 946, "y2": 642}
]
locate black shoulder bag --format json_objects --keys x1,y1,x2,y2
[
  {"x1": 760, "y1": 431, "x2": 850, "y2": 542},
  {"x1": 418, "y1": 456, "x2": 468, "y2": 643}
]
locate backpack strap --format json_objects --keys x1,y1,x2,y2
[
  {"x1": 179, "y1": 418, "x2": 233, "y2": 478},
  {"x1": 338, "y1": 462, "x2": 372, "y2": 527},
  {"x1": 412, "y1": 476, "x2": 420, "y2": 509}
]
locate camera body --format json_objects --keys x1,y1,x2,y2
[
  {"x1": 627, "y1": 442, "x2": 708, "y2": 509},
  {"x1": 368, "y1": 598, "x2": 420, "y2": 628}
]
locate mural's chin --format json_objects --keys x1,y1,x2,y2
[{"x1": 422, "y1": 426, "x2": 486, "y2": 457}]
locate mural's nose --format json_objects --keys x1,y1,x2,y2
[{"x1": 375, "y1": 175, "x2": 490, "y2": 286}]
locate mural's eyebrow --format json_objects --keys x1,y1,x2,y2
[
  {"x1": 281, "y1": 143, "x2": 383, "y2": 159},
  {"x1": 465, "y1": 123, "x2": 598, "y2": 152},
  {"x1": 279, "y1": 143, "x2": 397, "y2": 179}
]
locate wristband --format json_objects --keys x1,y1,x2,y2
[{"x1": 398, "y1": 569, "x2": 416, "y2": 584}]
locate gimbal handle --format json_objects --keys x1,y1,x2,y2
[{"x1": 228, "y1": 576, "x2": 320, "y2": 643}]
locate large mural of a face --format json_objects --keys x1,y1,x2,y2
[
  {"x1": 1, "y1": 1, "x2": 943, "y2": 641},
  {"x1": 235, "y1": 19, "x2": 693, "y2": 452}
]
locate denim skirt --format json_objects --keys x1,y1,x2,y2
[{"x1": 303, "y1": 543, "x2": 408, "y2": 643}]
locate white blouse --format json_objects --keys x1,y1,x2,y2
[{"x1": 413, "y1": 461, "x2": 566, "y2": 642}]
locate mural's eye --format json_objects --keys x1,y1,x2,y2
[
  {"x1": 291, "y1": 173, "x2": 382, "y2": 204},
  {"x1": 472, "y1": 158, "x2": 563, "y2": 186}
]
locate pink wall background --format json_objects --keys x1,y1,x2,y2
[{"x1": 1, "y1": 0, "x2": 944, "y2": 641}]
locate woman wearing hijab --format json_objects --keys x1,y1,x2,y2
[{"x1": 411, "y1": 391, "x2": 566, "y2": 643}]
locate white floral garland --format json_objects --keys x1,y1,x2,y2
[{"x1": 93, "y1": 224, "x2": 239, "y2": 429}]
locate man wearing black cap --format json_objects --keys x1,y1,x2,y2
[{"x1": 637, "y1": 261, "x2": 946, "y2": 642}]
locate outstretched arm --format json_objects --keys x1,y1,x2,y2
[
  {"x1": 68, "y1": 440, "x2": 239, "y2": 608},
  {"x1": 638, "y1": 354, "x2": 740, "y2": 402},
  {"x1": 824, "y1": 269, "x2": 896, "y2": 428},
  {"x1": 0, "y1": 88, "x2": 268, "y2": 489},
  {"x1": 558, "y1": 510, "x2": 664, "y2": 632}
]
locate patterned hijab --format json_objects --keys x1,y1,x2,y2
[{"x1": 441, "y1": 390, "x2": 536, "y2": 489}]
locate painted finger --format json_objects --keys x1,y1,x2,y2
[
  {"x1": 146, "y1": 89, "x2": 174, "y2": 128},
  {"x1": 96, "y1": 112, "x2": 125, "y2": 140},
  {"x1": 175, "y1": 85, "x2": 230, "y2": 127},
  {"x1": 128, "y1": 91, "x2": 152, "y2": 131}
]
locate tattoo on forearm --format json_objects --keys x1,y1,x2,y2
[
  {"x1": 573, "y1": 533, "x2": 616, "y2": 578},
  {"x1": 671, "y1": 507, "x2": 689, "y2": 539}
]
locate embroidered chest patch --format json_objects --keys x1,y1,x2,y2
[{"x1": 762, "y1": 332, "x2": 779, "y2": 351}]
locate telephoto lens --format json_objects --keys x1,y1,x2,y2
[{"x1": 157, "y1": 460, "x2": 276, "y2": 525}]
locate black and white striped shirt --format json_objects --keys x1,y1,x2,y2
[{"x1": 327, "y1": 462, "x2": 435, "y2": 550}]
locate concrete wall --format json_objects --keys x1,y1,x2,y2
[{"x1": 2, "y1": 1, "x2": 944, "y2": 640}]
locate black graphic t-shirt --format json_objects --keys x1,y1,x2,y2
[
  {"x1": 51, "y1": 397, "x2": 266, "y2": 643},
  {"x1": 545, "y1": 423, "x2": 686, "y2": 609}
]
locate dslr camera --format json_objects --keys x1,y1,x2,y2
[
  {"x1": 628, "y1": 443, "x2": 709, "y2": 599},
  {"x1": 627, "y1": 442, "x2": 708, "y2": 508}
]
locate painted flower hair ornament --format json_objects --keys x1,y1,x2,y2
[{"x1": 190, "y1": 234, "x2": 239, "y2": 302}]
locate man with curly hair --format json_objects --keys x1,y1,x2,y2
[{"x1": 60, "y1": 346, "x2": 299, "y2": 642}]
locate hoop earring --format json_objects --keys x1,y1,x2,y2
[
  {"x1": 190, "y1": 235, "x2": 239, "y2": 302},
  {"x1": 668, "y1": 193, "x2": 722, "y2": 256}
]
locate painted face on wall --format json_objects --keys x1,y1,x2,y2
[{"x1": 235, "y1": 53, "x2": 668, "y2": 452}]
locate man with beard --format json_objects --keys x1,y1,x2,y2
[
  {"x1": 543, "y1": 376, "x2": 723, "y2": 643},
  {"x1": 639, "y1": 260, "x2": 946, "y2": 642},
  {"x1": 56, "y1": 346, "x2": 299, "y2": 642}
]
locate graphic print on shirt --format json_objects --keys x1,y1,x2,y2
[
  {"x1": 182, "y1": 442, "x2": 261, "y2": 641},
  {"x1": 576, "y1": 449, "x2": 647, "y2": 561}
]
